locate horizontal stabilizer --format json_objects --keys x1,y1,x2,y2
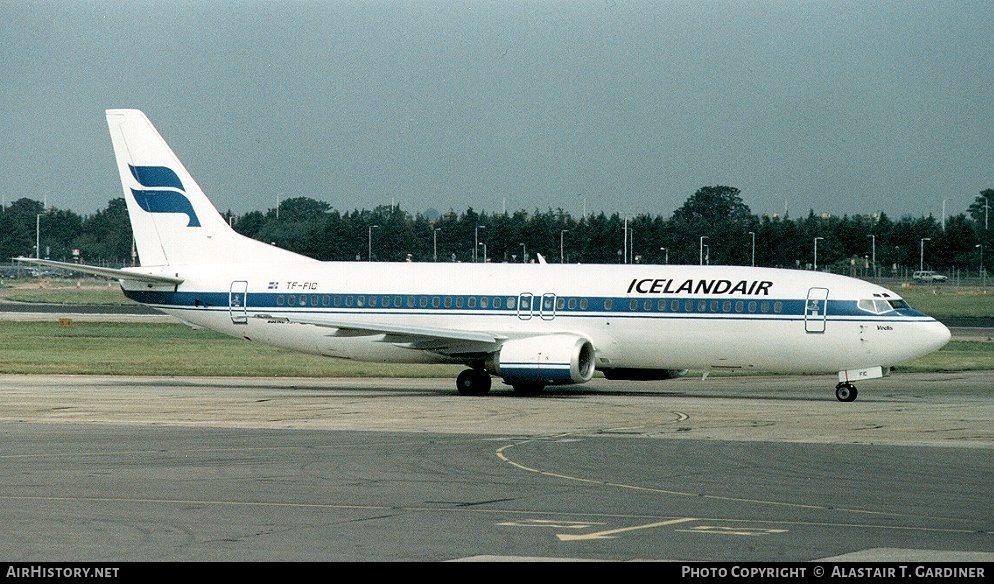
[{"x1": 13, "y1": 257, "x2": 184, "y2": 286}]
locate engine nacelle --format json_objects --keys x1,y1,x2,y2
[{"x1": 488, "y1": 334, "x2": 596, "y2": 386}]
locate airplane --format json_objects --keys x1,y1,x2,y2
[{"x1": 16, "y1": 109, "x2": 952, "y2": 402}]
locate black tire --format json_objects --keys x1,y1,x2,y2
[
  {"x1": 456, "y1": 369, "x2": 491, "y2": 396},
  {"x1": 835, "y1": 382, "x2": 858, "y2": 402}
]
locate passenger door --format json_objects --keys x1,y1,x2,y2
[
  {"x1": 805, "y1": 287, "x2": 828, "y2": 333},
  {"x1": 229, "y1": 281, "x2": 248, "y2": 324}
]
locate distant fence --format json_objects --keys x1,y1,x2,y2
[{"x1": 1, "y1": 260, "x2": 987, "y2": 288}]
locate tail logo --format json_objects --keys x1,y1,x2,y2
[{"x1": 128, "y1": 165, "x2": 201, "y2": 227}]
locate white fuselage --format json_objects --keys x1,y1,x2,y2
[{"x1": 121, "y1": 261, "x2": 951, "y2": 375}]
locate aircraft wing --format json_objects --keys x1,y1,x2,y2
[
  {"x1": 272, "y1": 314, "x2": 504, "y2": 355},
  {"x1": 13, "y1": 257, "x2": 184, "y2": 286}
]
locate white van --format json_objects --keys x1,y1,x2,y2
[{"x1": 912, "y1": 271, "x2": 948, "y2": 282}]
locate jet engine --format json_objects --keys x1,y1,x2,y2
[{"x1": 488, "y1": 334, "x2": 596, "y2": 387}]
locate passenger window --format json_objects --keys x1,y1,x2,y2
[
  {"x1": 773, "y1": 301, "x2": 783, "y2": 313},
  {"x1": 604, "y1": 299, "x2": 613, "y2": 310},
  {"x1": 629, "y1": 299, "x2": 638, "y2": 310}
]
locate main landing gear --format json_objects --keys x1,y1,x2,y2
[
  {"x1": 456, "y1": 368, "x2": 492, "y2": 396},
  {"x1": 835, "y1": 382, "x2": 858, "y2": 402}
]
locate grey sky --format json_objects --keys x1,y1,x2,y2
[{"x1": 2, "y1": 1, "x2": 991, "y2": 221}]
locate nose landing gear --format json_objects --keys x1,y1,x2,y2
[{"x1": 835, "y1": 382, "x2": 858, "y2": 402}]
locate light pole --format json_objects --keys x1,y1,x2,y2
[
  {"x1": 699, "y1": 236, "x2": 708, "y2": 266},
  {"x1": 704, "y1": 244, "x2": 710, "y2": 265},
  {"x1": 748, "y1": 231, "x2": 755, "y2": 266},
  {"x1": 976, "y1": 244, "x2": 985, "y2": 286},
  {"x1": 560, "y1": 230, "x2": 568, "y2": 263},
  {"x1": 367, "y1": 225, "x2": 379, "y2": 261},
  {"x1": 660, "y1": 247, "x2": 668, "y2": 264},
  {"x1": 520, "y1": 242, "x2": 527, "y2": 263},
  {"x1": 474, "y1": 225, "x2": 485, "y2": 263},
  {"x1": 813, "y1": 237, "x2": 824, "y2": 271},
  {"x1": 433, "y1": 228, "x2": 440, "y2": 262},
  {"x1": 479, "y1": 242, "x2": 487, "y2": 263},
  {"x1": 920, "y1": 237, "x2": 931, "y2": 272},
  {"x1": 867, "y1": 234, "x2": 876, "y2": 278},
  {"x1": 35, "y1": 213, "x2": 42, "y2": 259}
]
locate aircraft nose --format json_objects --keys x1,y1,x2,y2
[{"x1": 926, "y1": 320, "x2": 952, "y2": 351}]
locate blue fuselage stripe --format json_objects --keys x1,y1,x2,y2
[{"x1": 123, "y1": 290, "x2": 935, "y2": 322}]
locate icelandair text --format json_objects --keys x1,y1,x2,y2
[{"x1": 627, "y1": 278, "x2": 773, "y2": 296}]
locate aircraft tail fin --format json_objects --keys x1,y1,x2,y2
[{"x1": 105, "y1": 109, "x2": 310, "y2": 267}]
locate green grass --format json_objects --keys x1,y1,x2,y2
[
  {"x1": 0, "y1": 320, "x2": 989, "y2": 377},
  {"x1": 896, "y1": 286, "x2": 994, "y2": 319},
  {"x1": 2, "y1": 278, "x2": 991, "y2": 377},
  {"x1": 0, "y1": 279, "x2": 136, "y2": 305},
  {"x1": 0, "y1": 321, "x2": 462, "y2": 377},
  {"x1": 897, "y1": 339, "x2": 994, "y2": 372}
]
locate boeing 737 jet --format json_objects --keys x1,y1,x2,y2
[{"x1": 17, "y1": 109, "x2": 952, "y2": 401}]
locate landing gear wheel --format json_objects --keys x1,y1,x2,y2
[
  {"x1": 511, "y1": 382, "x2": 545, "y2": 396},
  {"x1": 835, "y1": 382, "x2": 858, "y2": 402},
  {"x1": 456, "y1": 369, "x2": 492, "y2": 396}
]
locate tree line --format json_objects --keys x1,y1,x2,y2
[{"x1": 3, "y1": 186, "x2": 992, "y2": 277}]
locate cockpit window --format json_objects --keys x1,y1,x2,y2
[
  {"x1": 858, "y1": 298, "x2": 899, "y2": 314},
  {"x1": 888, "y1": 299, "x2": 910, "y2": 310}
]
